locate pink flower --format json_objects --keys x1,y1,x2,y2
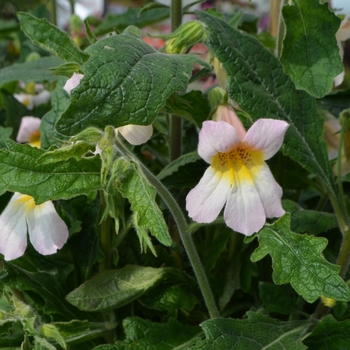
[
  {"x1": 186, "y1": 110, "x2": 289, "y2": 235},
  {"x1": 63, "y1": 74, "x2": 153, "y2": 145},
  {"x1": 0, "y1": 193, "x2": 68, "y2": 261},
  {"x1": 16, "y1": 116, "x2": 41, "y2": 148}
]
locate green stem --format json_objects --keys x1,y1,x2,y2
[
  {"x1": 50, "y1": 0, "x2": 57, "y2": 26},
  {"x1": 99, "y1": 192, "x2": 112, "y2": 272},
  {"x1": 274, "y1": 0, "x2": 288, "y2": 58},
  {"x1": 170, "y1": 0, "x2": 183, "y2": 162}
]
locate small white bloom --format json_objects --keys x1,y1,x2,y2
[
  {"x1": 14, "y1": 90, "x2": 51, "y2": 110},
  {"x1": 16, "y1": 116, "x2": 41, "y2": 148},
  {"x1": 0, "y1": 193, "x2": 68, "y2": 261},
  {"x1": 63, "y1": 73, "x2": 84, "y2": 94}
]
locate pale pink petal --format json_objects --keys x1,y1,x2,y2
[
  {"x1": 31, "y1": 90, "x2": 51, "y2": 106},
  {"x1": 243, "y1": 119, "x2": 289, "y2": 160},
  {"x1": 186, "y1": 166, "x2": 229, "y2": 223},
  {"x1": 16, "y1": 116, "x2": 41, "y2": 143},
  {"x1": 334, "y1": 71, "x2": 345, "y2": 87},
  {"x1": 214, "y1": 105, "x2": 246, "y2": 140},
  {"x1": 26, "y1": 201, "x2": 68, "y2": 256},
  {"x1": 117, "y1": 124, "x2": 153, "y2": 145},
  {"x1": 0, "y1": 193, "x2": 29, "y2": 260},
  {"x1": 253, "y1": 163, "x2": 285, "y2": 218},
  {"x1": 14, "y1": 93, "x2": 34, "y2": 110},
  {"x1": 63, "y1": 73, "x2": 84, "y2": 94},
  {"x1": 224, "y1": 178, "x2": 266, "y2": 236},
  {"x1": 198, "y1": 121, "x2": 240, "y2": 163}
]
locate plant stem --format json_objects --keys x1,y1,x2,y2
[
  {"x1": 170, "y1": 0, "x2": 183, "y2": 162},
  {"x1": 50, "y1": 0, "x2": 57, "y2": 26},
  {"x1": 99, "y1": 191, "x2": 112, "y2": 272}
]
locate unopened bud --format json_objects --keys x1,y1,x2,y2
[
  {"x1": 213, "y1": 57, "x2": 227, "y2": 90},
  {"x1": 320, "y1": 295, "x2": 336, "y2": 308},
  {"x1": 208, "y1": 87, "x2": 226, "y2": 109}
]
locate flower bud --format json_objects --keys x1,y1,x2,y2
[
  {"x1": 320, "y1": 295, "x2": 336, "y2": 308},
  {"x1": 213, "y1": 57, "x2": 227, "y2": 90},
  {"x1": 160, "y1": 21, "x2": 207, "y2": 54},
  {"x1": 208, "y1": 87, "x2": 226, "y2": 109}
]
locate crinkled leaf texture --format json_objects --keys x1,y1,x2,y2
[
  {"x1": 247, "y1": 214, "x2": 350, "y2": 303},
  {"x1": 66, "y1": 265, "x2": 173, "y2": 312},
  {"x1": 281, "y1": 0, "x2": 342, "y2": 98},
  {"x1": 56, "y1": 32, "x2": 209, "y2": 136},
  {"x1": 17, "y1": 12, "x2": 89, "y2": 64},
  {"x1": 188, "y1": 311, "x2": 309, "y2": 349},
  {"x1": 0, "y1": 141, "x2": 101, "y2": 204},
  {"x1": 303, "y1": 314, "x2": 350, "y2": 349},
  {"x1": 92, "y1": 317, "x2": 201, "y2": 349},
  {"x1": 197, "y1": 11, "x2": 336, "y2": 196}
]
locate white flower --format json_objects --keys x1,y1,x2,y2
[
  {"x1": 14, "y1": 90, "x2": 51, "y2": 110},
  {"x1": 186, "y1": 108, "x2": 289, "y2": 235},
  {"x1": 63, "y1": 73, "x2": 153, "y2": 145},
  {"x1": 16, "y1": 116, "x2": 41, "y2": 148},
  {"x1": 0, "y1": 193, "x2": 68, "y2": 261}
]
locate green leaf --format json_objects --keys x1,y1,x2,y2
[
  {"x1": 56, "y1": 33, "x2": 209, "y2": 136},
  {"x1": 34, "y1": 336, "x2": 56, "y2": 350},
  {"x1": 303, "y1": 314, "x2": 350, "y2": 349},
  {"x1": 93, "y1": 317, "x2": 201, "y2": 349},
  {"x1": 0, "y1": 56, "x2": 62, "y2": 85},
  {"x1": 94, "y1": 7, "x2": 170, "y2": 36},
  {"x1": 189, "y1": 311, "x2": 309, "y2": 349},
  {"x1": 248, "y1": 214, "x2": 350, "y2": 303},
  {"x1": 197, "y1": 11, "x2": 336, "y2": 196},
  {"x1": 0, "y1": 141, "x2": 101, "y2": 204},
  {"x1": 66, "y1": 265, "x2": 173, "y2": 312},
  {"x1": 259, "y1": 282, "x2": 299, "y2": 315},
  {"x1": 0, "y1": 127, "x2": 12, "y2": 149},
  {"x1": 17, "y1": 12, "x2": 89, "y2": 64},
  {"x1": 49, "y1": 62, "x2": 82, "y2": 77},
  {"x1": 114, "y1": 159, "x2": 172, "y2": 248},
  {"x1": 281, "y1": 0, "x2": 342, "y2": 98}
]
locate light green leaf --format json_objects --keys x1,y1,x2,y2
[
  {"x1": 66, "y1": 265, "x2": 173, "y2": 312},
  {"x1": 197, "y1": 11, "x2": 336, "y2": 196},
  {"x1": 248, "y1": 214, "x2": 350, "y2": 303},
  {"x1": 0, "y1": 141, "x2": 101, "y2": 204},
  {"x1": 34, "y1": 336, "x2": 56, "y2": 350},
  {"x1": 303, "y1": 314, "x2": 350, "y2": 349},
  {"x1": 281, "y1": 0, "x2": 342, "y2": 98},
  {"x1": 0, "y1": 56, "x2": 62, "y2": 85},
  {"x1": 114, "y1": 159, "x2": 172, "y2": 248},
  {"x1": 56, "y1": 33, "x2": 209, "y2": 136},
  {"x1": 17, "y1": 12, "x2": 89, "y2": 64},
  {"x1": 189, "y1": 311, "x2": 309, "y2": 349},
  {"x1": 93, "y1": 317, "x2": 201, "y2": 349},
  {"x1": 0, "y1": 127, "x2": 12, "y2": 149},
  {"x1": 94, "y1": 7, "x2": 170, "y2": 36}
]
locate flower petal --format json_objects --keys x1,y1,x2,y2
[
  {"x1": 0, "y1": 193, "x2": 29, "y2": 260},
  {"x1": 224, "y1": 178, "x2": 266, "y2": 236},
  {"x1": 214, "y1": 105, "x2": 246, "y2": 140},
  {"x1": 26, "y1": 201, "x2": 68, "y2": 256},
  {"x1": 198, "y1": 121, "x2": 240, "y2": 163},
  {"x1": 253, "y1": 163, "x2": 285, "y2": 218},
  {"x1": 16, "y1": 116, "x2": 41, "y2": 143},
  {"x1": 63, "y1": 73, "x2": 84, "y2": 94},
  {"x1": 243, "y1": 119, "x2": 289, "y2": 159},
  {"x1": 117, "y1": 124, "x2": 153, "y2": 145},
  {"x1": 186, "y1": 166, "x2": 229, "y2": 223}
]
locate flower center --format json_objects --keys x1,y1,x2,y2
[
  {"x1": 29, "y1": 130, "x2": 41, "y2": 148},
  {"x1": 212, "y1": 145, "x2": 264, "y2": 185}
]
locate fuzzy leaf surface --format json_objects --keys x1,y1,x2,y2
[
  {"x1": 66, "y1": 265, "x2": 173, "y2": 312},
  {"x1": 197, "y1": 11, "x2": 336, "y2": 196},
  {"x1": 189, "y1": 311, "x2": 309, "y2": 349},
  {"x1": 0, "y1": 141, "x2": 101, "y2": 204},
  {"x1": 17, "y1": 12, "x2": 89, "y2": 64},
  {"x1": 281, "y1": 0, "x2": 342, "y2": 98},
  {"x1": 93, "y1": 317, "x2": 201, "y2": 349},
  {"x1": 249, "y1": 214, "x2": 350, "y2": 303},
  {"x1": 56, "y1": 33, "x2": 209, "y2": 135}
]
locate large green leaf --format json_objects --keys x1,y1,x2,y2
[
  {"x1": 17, "y1": 12, "x2": 89, "y2": 64},
  {"x1": 0, "y1": 57, "x2": 62, "y2": 86},
  {"x1": 281, "y1": 0, "x2": 342, "y2": 98},
  {"x1": 66, "y1": 265, "x2": 173, "y2": 312},
  {"x1": 247, "y1": 214, "x2": 350, "y2": 303},
  {"x1": 303, "y1": 314, "x2": 350, "y2": 349},
  {"x1": 92, "y1": 317, "x2": 201, "y2": 349},
  {"x1": 197, "y1": 11, "x2": 336, "y2": 196},
  {"x1": 56, "y1": 32, "x2": 209, "y2": 136},
  {"x1": 189, "y1": 311, "x2": 309, "y2": 349},
  {"x1": 0, "y1": 141, "x2": 101, "y2": 204}
]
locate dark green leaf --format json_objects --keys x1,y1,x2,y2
[
  {"x1": 281, "y1": 0, "x2": 342, "y2": 97},
  {"x1": 18, "y1": 12, "x2": 89, "y2": 64},
  {"x1": 66, "y1": 265, "x2": 173, "y2": 312},
  {"x1": 197, "y1": 11, "x2": 336, "y2": 196},
  {"x1": 248, "y1": 214, "x2": 350, "y2": 303},
  {"x1": 0, "y1": 127, "x2": 12, "y2": 149},
  {"x1": 189, "y1": 311, "x2": 309, "y2": 349},
  {"x1": 303, "y1": 314, "x2": 350, "y2": 349},
  {"x1": 93, "y1": 317, "x2": 201, "y2": 349},
  {"x1": 56, "y1": 33, "x2": 209, "y2": 135},
  {"x1": 0, "y1": 141, "x2": 102, "y2": 204}
]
